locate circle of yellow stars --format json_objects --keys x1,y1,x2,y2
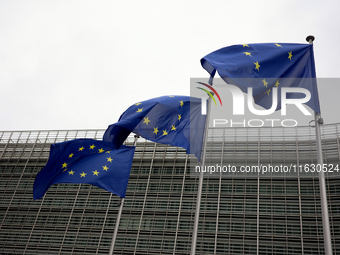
[
  {"x1": 241, "y1": 43, "x2": 294, "y2": 96},
  {"x1": 133, "y1": 97, "x2": 184, "y2": 138},
  {"x1": 62, "y1": 145, "x2": 115, "y2": 179}
]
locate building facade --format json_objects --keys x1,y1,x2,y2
[{"x1": 0, "y1": 124, "x2": 340, "y2": 254}]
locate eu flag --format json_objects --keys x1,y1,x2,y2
[
  {"x1": 33, "y1": 139, "x2": 135, "y2": 199},
  {"x1": 201, "y1": 43, "x2": 320, "y2": 113},
  {"x1": 103, "y1": 96, "x2": 206, "y2": 160}
]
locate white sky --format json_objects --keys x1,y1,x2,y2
[{"x1": 1, "y1": 0, "x2": 340, "y2": 131}]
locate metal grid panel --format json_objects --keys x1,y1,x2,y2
[{"x1": 0, "y1": 124, "x2": 340, "y2": 254}]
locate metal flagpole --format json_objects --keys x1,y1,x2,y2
[
  {"x1": 306, "y1": 35, "x2": 333, "y2": 255},
  {"x1": 190, "y1": 77, "x2": 213, "y2": 255},
  {"x1": 109, "y1": 135, "x2": 139, "y2": 255}
]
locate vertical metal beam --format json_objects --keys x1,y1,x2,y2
[
  {"x1": 108, "y1": 197, "x2": 125, "y2": 254},
  {"x1": 70, "y1": 187, "x2": 92, "y2": 255},
  {"x1": 306, "y1": 35, "x2": 333, "y2": 255},
  {"x1": 96, "y1": 193, "x2": 113, "y2": 254},
  {"x1": 173, "y1": 154, "x2": 189, "y2": 255},
  {"x1": 58, "y1": 185, "x2": 81, "y2": 255},
  {"x1": 109, "y1": 135, "x2": 139, "y2": 255},
  {"x1": 295, "y1": 128, "x2": 304, "y2": 255},
  {"x1": 133, "y1": 137, "x2": 155, "y2": 255},
  {"x1": 256, "y1": 129, "x2": 260, "y2": 255},
  {"x1": 314, "y1": 112, "x2": 333, "y2": 254},
  {"x1": 191, "y1": 77, "x2": 213, "y2": 255},
  {"x1": 214, "y1": 129, "x2": 224, "y2": 254}
]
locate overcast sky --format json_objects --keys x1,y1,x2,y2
[{"x1": 1, "y1": 0, "x2": 340, "y2": 131}]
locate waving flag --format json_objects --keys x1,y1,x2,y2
[
  {"x1": 33, "y1": 139, "x2": 135, "y2": 199},
  {"x1": 103, "y1": 96, "x2": 206, "y2": 160},
  {"x1": 201, "y1": 43, "x2": 320, "y2": 113}
]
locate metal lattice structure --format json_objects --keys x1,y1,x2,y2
[{"x1": 0, "y1": 124, "x2": 340, "y2": 254}]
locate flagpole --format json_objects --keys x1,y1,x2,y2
[
  {"x1": 306, "y1": 35, "x2": 333, "y2": 255},
  {"x1": 109, "y1": 135, "x2": 139, "y2": 255},
  {"x1": 190, "y1": 77, "x2": 213, "y2": 255}
]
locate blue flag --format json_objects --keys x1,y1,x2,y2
[
  {"x1": 201, "y1": 43, "x2": 320, "y2": 113},
  {"x1": 33, "y1": 139, "x2": 135, "y2": 199},
  {"x1": 103, "y1": 96, "x2": 206, "y2": 160}
]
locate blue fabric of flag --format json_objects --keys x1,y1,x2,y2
[
  {"x1": 33, "y1": 139, "x2": 135, "y2": 199},
  {"x1": 201, "y1": 43, "x2": 321, "y2": 113},
  {"x1": 103, "y1": 96, "x2": 206, "y2": 161}
]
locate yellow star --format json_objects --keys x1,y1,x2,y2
[
  {"x1": 275, "y1": 80, "x2": 280, "y2": 87},
  {"x1": 90, "y1": 144, "x2": 95, "y2": 150},
  {"x1": 262, "y1": 79, "x2": 268, "y2": 88},
  {"x1": 98, "y1": 148, "x2": 105, "y2": 153},
  {"x1": 178, "y1": 114, "x2": 182, "y2": 121},
  {"x1": 275, "y1": 43, "x2": 282, "y2": 47},
  {"x1": 135, "y1": 102, "x2": 141, "y2": 106},
  {"x1": 62, "y1": 162, "x2": 68, "y2": 168},
  {"x1": 265, "y1": 89, "x2": 271, "y2": 96},
  {"x1": 136, "y1": 108, "x2": 143, "y2": 112},
  {"x1": 93, "y1": 170, "x2": 99, "y2": 176},
  {"x1": 243, "y1": 44, "x2": 249, "y2": 47},
  {"x1": 80, "y1": 172, "x2": 87, "y2": 177},
  {"x1": 102, "y1": 165, "x2": 109, "y2": 171},
  {"x1": 254, "y1": 61, "x2": 260, "y2": 71},
  {"x1": 179, "y1": 100, "x2": 184, "y2": 107},
  {"x1": 153, "y1": 127, "x2": 159, "y2": 135},
  {"x1": 107, "y1": 157, "x2": 113, "y2": 163},
  {"x1": 78, "y1": 147, "x2": 84, "y2": 151},
  {"x1": 105, "y1": 151, "x2": 111, "y2": 153},
  {"x1": 143, "y1": 117, "x2": 151, "y2": 125},
  {"x1": 163, "y1": 130, "x2": 168, "y2": 136},
  {"x1": 171, "y1": 125, "x2": 176, "y2": 131},
  {"x1": 63, "y1": 168, "x2": 68, "y2": 172},
  {"x1": 169, "y1": 96, "x2": 174, "y2": 97},
  {"x1": 288, "y1": 51, "x2": 293, "y2": 60},
  {"x1": 68, "y1": 153, "x2": 74, "y2": 158},
  {"x1": 243, "y1": 52, "x2": 252, "y2": 56},
  {"x1": 68, "y1": 170, "x2": 74, "y2": 175}
]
